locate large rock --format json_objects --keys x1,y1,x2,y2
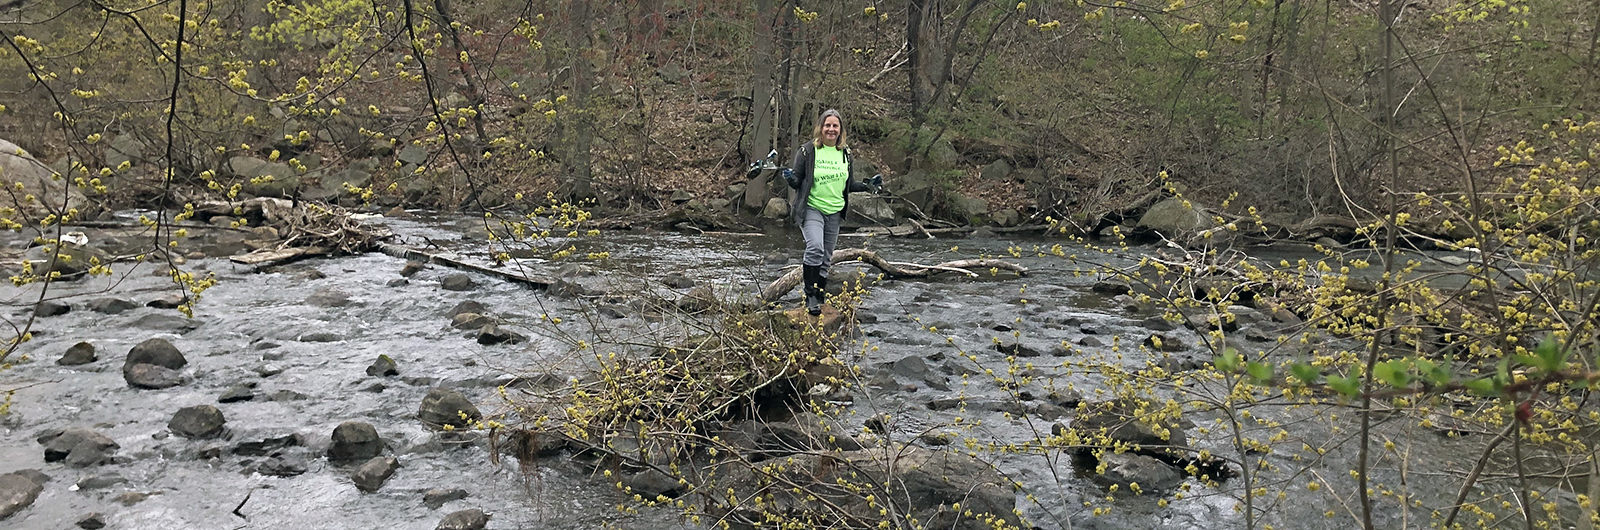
[
  {"x1": 760, "y1": 197, "x2": 788, "y2": 219},
  {"x1": 715, "y1": 445, "x2": 1016, "y2": 530},
  {"x1": 40, "y1": 428, "x2": 118, "y2": 467},
  {"x1": 440, "y1": 274, "x2": 476, "y2": 291},
  {"x1": 436, "y1": 509, "x2": 489, "y2": 530},
  {"x1": 845, "y1": 192, "x2": 897, "y2": 226},
  {"x1": 418, "y1": 388, "x2": 480, "y2": 428},
  {"x1": 23, "y1": 242, "x2": 109, "y2": 279},
  {"x1": 351, "y1": 456, "x2": 399, "y2": 492},
  {"x1": 59, "y1": 341, "x2": 97, "y2": 366},
  {"x1": 125, "y1": 338, "x2": 186, "y2": 371},
  {"x1": 1071, "y1": 400, "x2": 1188, "y2": 451},
  {"x1": 168, "y1": 405, "x2": 226, "y2": 439},
  {"x1": 0, "y1": 473, "x2": 43, "y2": 520},
  {"x1": 35, "y1": 300, "x2": 71, "y2": 317},
  {"x1": 423, "y1": 488, "x2": 470, "y2": 509},
  {"x1": 1137, "y1": 197, "x2": 1218, "y2": 243},
  {"x1": 366, "y1": 355, "x2": 399, "y2": 376},
  {"x1": 328, "y1": 421, "x2": 384, "y2": 463},
  {"x1": 86, "y1": 297, "x2": 140, "y2": 314},
  {"x1": 948, "y1": 194, "x2": 989, "y2": 224},
  {"x1": 124, "y1": 363, "x2": 183, "y2": 389},
  {"x1": 476, "y1": 324, "x2": 526, "y2": 345},
  {"x1": 1090, "y1": 452, "x2": 1184, "y2": 491},
  {"x1": 0, "y1": 139, "x2": 89, "y2": 223}
]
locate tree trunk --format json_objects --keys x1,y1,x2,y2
[
  {"x1": 564, "y1": 0, "x2": 595, "y2": 201},
  {"x1": 906, "y1": 0, "x2": 930, "y2": 124},
  {"x1": 745, "y1": 0, "x2": 778, "y2": 164}
]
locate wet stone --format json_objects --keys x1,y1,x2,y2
[
  {"x1": 218, "y1": 384, "x2": 256, "y2": 403},
  {"x1": 367, "y1": 355, "x2": 399, "y2": 376},
  {"x1": 351, "y1": 456, "x2": 399, "y2": 492},
  {"x1": 994, "y1": 335, "x2": 1045, "y2": 357},
  {"x1": 449, "y1": 300, "x2": 486, "y2": 318},
  {"x1": 76, "y1": 513, "x2": 107, "y2": 529},
  {"x1": 1141, "y1": 315, "x2": 1177, "y2": 331},
  {"x1": 255, "y1": 363, "x2": 286, "y2": 377},
  {"x1": 400, "y1": 260, "x2": 426, "y2": 277},
  {"x1": 75, "y1": 473, "x2": 126, "y2": 490},
  {"x1": 298, "y1": 331, "x2": 345, "y2": 343},
  {"x1": 1143, "y1": 333, "x2": 1187, "y2": 352},
  {"x1": 255, "y1": 455, "x2": 309, "y2": 476},
  {"x1": 305, "y1": 288, "x2": 352, "y2": 307},
  {"x1": 386, "y1": 278, "x2": 409, "y2": 287},
  {"x1": 1091, "y1": 279, "x2": 1131, "y2": 295},
  {"x1": 436, "y1": 508, "x2": 489, "y2": 530},
  {"x1": 0, "y1": 473, "x2": 43, "y2": 520},
  {"x1": 124, "y1": 363, "x2": 182, "y2": 389},
  {"x1": 41, "y1": 428, "x2": 119, "y2": 466},
  {"x1": 418, "y1": 388, "x2": 481, "y2": 428},
  {"x1": 266, "y1": 390, "x2": 310, "y2": 402},
  {"x1": 35, "y1": 300, "x2": 71, "y2": 317},
  {"x1": 125, "y1": 338, "x2": 187, "y2": 371},
  {"x1": 1092, "y1": 452, "x2": 1183, "y2": 491},
  {"x1": 328, "y1": 421, "x2": 384, "y2": 463},
  {"x1": 145, "y1": 293, "x2": 186, "y2": 309},
  {"x1": 661, "y1": 272, "x2": 695, "y2": 288},
  {"x1": 59, "y1": 341, "x2": 97, "y2": 366},
  {"x1": 168, "y1": 405, "x2": 227, "y2": 439},
  {"x1": 86, "y1": 297, "x2": 140, "y2": 314},
  {"x1": 450, "y1": 312, "x2": 494, "y2": 330},
  {"x1": 12, "y1": 469, "x2": 49, "y2": 485},
  {"x1": 233, "y1": 435, "x2": 297, "y2": 456},
  {"x1": 113, "y1": 491, "x2": 149, "y2": 506},
  {"x1": 476, "y1": 324, "x2": 525, "y2": 345},
  {"x1": 440, "y1": 274, "x2": 476, "y2": 291},
  {"x1": 423, "y1": 488, "x2": 469, "y2": 509}
]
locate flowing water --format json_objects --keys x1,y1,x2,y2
[{"x1": 0, "y1": 214, "x2": 1539, "y2": 529}]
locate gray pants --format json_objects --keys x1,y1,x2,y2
[{"x1": 801, "y1": 207, "x2": 841, "y2": 277}]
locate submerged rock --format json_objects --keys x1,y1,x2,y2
[
  {"x1": 436, "y1": 508, "x2": 489, "y2": 530},
  {"x1": 418, "y1": 388, "x2": 481, "y2": 428},
  {"x1": 440, "y1": 274, "x2": 476, "y2": 291},
  {"x1": 254, "y1": 455, "x2": 309, "y2": 477},
  {"x1": 59, "y1": 342, "x2": 97, "y2": 366},
  {"x1": 476, "y1": 324, "x2": 525, "y2": 345},
  {"x1": 423, "y1": 488, "x2": 469, "y2": 509},
  {"x1": 218, "y1": 384, "x2": 256, "y2": 403},
  {"x1": 35, "y1": 300, "x2": 71, "y2": 317},
  {"x1": 168, "y1": 405, "x2": 227, "y2": 439},
  {"x1": 76, "y1": 513, "x2": 107, "y2": 529},
  {"x1": 86, "y1": 297, "x2": 140, "y2": 314},
  {"x1": 0, "y1": 473, "x2": 43, "y2": 520},
  {"x1": 351, "y1": 456, "x2": 399, "y2": 492}
]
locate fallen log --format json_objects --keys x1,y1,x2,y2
[
  {"x1": 375, "y1": 242, "x2": 554, "y2": 289},
  {"x1": 229, "y1": 246, "x2": 326, "y2": 267},
  {"x1": 759, "y1": 248, "x2": 1027, "y2": 302}
]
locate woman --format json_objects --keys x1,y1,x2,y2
[{"x1": 784, "y1": 109, "x2": 880, "y2": 315}]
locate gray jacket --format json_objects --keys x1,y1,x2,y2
[{"x1": 786, "y1": 142, "x2": 871, "y2": 227}]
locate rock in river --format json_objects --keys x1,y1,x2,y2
[
  {"x1": 423, "y1": 488, "x2": 470, "y2": 509},
  {"x1": 168, "y1": 405, "x2": 226, "y2": 439},
  {"x1": 125, "y1": 338, "x2": 187, "y2": 371},
  {"x1": 418, "y1": 388, "x2": 480, "y2": 428},
  {"x1": 328, "y1": 421, "x2": 384, "y2": 463},
  {"x1": 440, "y1": 273, "x2": 476, "y2": 291},
  {"x1": 124, "y1": 363, "x2": 183, "y2": 389},
  {"x1": 1091, "y1": 452, "x2": 1184, "y2": 491},
  {"x1": 436, "y1": 508, "x2": 489, "y2": 530},
  {"x1": 0, "y1": 473, "x2": 43, "y2": 520},
  {"x1": 39, "y1": 428, "x2": 118, "y2": 467},
  {"x1": 366, "y1": 354, "x2": 399, "y2": 376},
  {"x1": 59, "y1": 341, "x2": 97, "y2": 366},
  {"x1": 351, "y1": 456, "x2": 399, "y2": 492},
  {"x1": 35, "y1": 300, "x2": 71, "y2": 317}
]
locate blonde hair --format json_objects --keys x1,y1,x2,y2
[{"x1": 811, "y1": 108, "x2": 847, "y2": 150}]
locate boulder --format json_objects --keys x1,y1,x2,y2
[
  {"x1": 948, "y1": 194, "x2": 989, "y2": 223},
  {"x1": 440, "y1": 274, "x2": 476, "y2": 291},
  {"x1": 661, "y1": 272, "x2": 695, "y2": 289},
  {"x1": 124, "y1": 363, "x2": 183, "y2": 389},
  {"x1": 981, "y1": 159, "x2": 1012, "y2": 181},
  {"x1": 85, "y1": 297, "x2": 139, "y2": 314},
  {"x1": 1071, "y1": 400, "x2": 1188, "y2": 451},
  {"x1": 1137, "y1": 197, "x2": 1218, "y2": 244},
  {"x1": 35, "y1": 300, "x2": 71, "y2": 317},
  {"x1": 305, "y1": 288, "x2": 352, "y2": 307},
  {"x1": 401, "y1": 260, "x2": 427, "y2": 277},
  {"x1": 1091, "y1": 280, "x2": 1132, "y2": 295},
  {"x1": 845, "y1": 192, "x2": 897, "y2": 226},
  {"x1": 76, "y1": 513, "x2": 107, "y2": 529},
  {"x1": 0, "y1": 139, "x2": 89, "y2": 222},
  {"x1": 990, "y1": 208, "x2": 1021, "y2": 227},
  {"x1": 328, "y1": 421, "x2": 384, "y2": 462},
  {"x1": 145, "y1": 293, "x2": 187, "y2": 309},
  {"x1": 760, "y1": 197, "x2": 788, "y2": 219},
  {"x1": 125, "y1": 338, "x2": 186, "y2": 371},
  {"x1": 885, "y1": 169, "x2": 936, "y2": 212},
  {"x1": 168, "y1": 405, "x2": 226, "y2": 439},
  {"x1": 448, "y1": 300, "x2": 486, "y2": 318},
  {"x1": 476, "y1": 324, "x2": 526, "y2": 345},
  {"x1": 351, "y1": 456, "x2": 399, "y2": 492},
  {"x1": 232, "y1": 434, "x2": 297, "y2": 456},
  {"x1": 1142, "y1": 333, "x2": 1186, "y2": 352},
  {"x1": 1090, "y1": 452, "x2": 1184, "y2": 491},
  {"x1": 450, "y1": 313, "x2": 494, "y2": 330},
  {"x1": 104, "y1": 134, "x2": 145, "y2": 168},
  {"x1": 676, "y1": 285, "x2": 717, "y2": 313},
  {"x1": 23, "y1": 242, "x2": 109, "y2": 279},
  {"x1": 366, "y1": 355, "x2": 399, "y2": 377},
  {"x1": 436, "y1": 509, "x2": 489, "y2": 530},
  {"x1": 418, "y1": 388, "x2": 480, "y2": 428},
  {"x1": 0, "y1": 473, "x2": 43, "y2": 520},
  {"x1": 255, "y1": 454, "x2": 309, "y2": 476},
  {"x1": 40, "y1": 428, "x2": 118, "y2": 467},
  {"x1": 423, "y1": 488, "x2": 470, "y2": 509},
  {"x1": 994, "y1": 335, "x2": 1046, "y2": 357},
  {"x1": 59, "y1": 342, "x2": 97, "y2": 366}
]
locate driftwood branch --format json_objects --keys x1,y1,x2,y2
[
  {"x1": 759, "y1": 248, "x2": 1027, "y2": 302},
  {"x1": 374, "y1": 242, "x2": 553, "y2": 288}
]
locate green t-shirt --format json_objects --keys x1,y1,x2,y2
[{"x1": 806, "y1": 145, "x2": 848, "y2": 214}]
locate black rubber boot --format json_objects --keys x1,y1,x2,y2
[{"x1": 803, "y1": 265, "x2": 823, "y2": 316}]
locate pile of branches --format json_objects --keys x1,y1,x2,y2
[{"x1": 199, "y1": 198, "x2": 390, "y2": 261}]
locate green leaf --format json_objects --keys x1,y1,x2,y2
[
  {"x1": 1373, "y1": 360, "x2": 1412, "y2": 388},
  {"x1": 1535, "y1": 336, "x2": 1566, "y2": 371},
  {"x1": 1214, "y1": 348, "x2": 1240, "y2": 373},
  {"x1": 1246, "y1": 361, "x2": 1273, "y2": 383},
  {"x1": 1289, "y1": 363, "x2": 1321, "y2": 385},
  {"x1": 1328, "y1": 374, "x2": 1361, "y2": 397},
  {"x1": 1463, "y1": 378, "x2": 1500, "y2": 397},
  {"x1": 1417, "y1": 358, "x2": 1453, "y2": 387}
]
